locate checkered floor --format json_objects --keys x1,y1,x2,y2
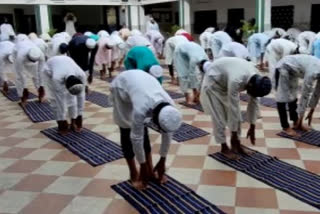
[{"x1": 0, "y1": 68, "x2": 320, "y2": 214}]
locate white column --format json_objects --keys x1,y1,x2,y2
[
  {"x1": 139, "y1": 6, "x2": 146, "y2": 33},
  {"x1": 264, "y1": 0, "x2": 271, "y2": 31},
  {"x1": 183, "y1": 0, "x2": 191, "y2": 33},
  {"x1": 38, "y1": 5, "x2": 51, "y2": 34},
  {"x1": 130, "y1": 5, "x2": 139, "y2": 30}
]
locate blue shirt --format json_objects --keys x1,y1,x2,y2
[{"x1": 312, "y1": 39, "x2": 320, "y2": 59}]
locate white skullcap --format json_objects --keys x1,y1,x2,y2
[
  {"x1": 28, "y1": 48, "x2": 41, "y2": 62},
  {"x1": 118, "y1": 43, "x2": 126, "y2": 50},
  {"x1": 86, "y1": 38, "x2": 96, "y2": 49},
  {"x1": 98, "y1": 30, "x2": 109, "y2": 38},
  {"x1": 16, "y1": 34, "x2": 29, "y2": 42},
  {"x1": 28, "y1": 33, "x2": 38, "y2": 40},
  {"x1": 7, "y1": 54, "x2": 14, "y2": 64},
  {"x1": 84, "y1": 31, "x2": 93, "y2": 37},
  {"x1": 40, "y1": 33, "x2": 51, "y2": 42},
  {"x1": 159, "y1": 106, "x2": 182, "y2": 132},
  {"x1": 203, "y1": 61, "x2": 211, "y2": 73},
  {"x1": 149, "y1": 65, "x2": 163, "y2": 78},
  {"x1": 68, "y1": 84, "x2": 84, "y2": 95}
]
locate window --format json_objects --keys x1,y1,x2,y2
[
  {"x1": 271, "y1": 5, "x2": 294, "y2": 30},
  {"x1": 194, "y1": 10, "x2": 217, "y2": 34}
]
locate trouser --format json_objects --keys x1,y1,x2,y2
[
  {"x1": 276, "y1": 99, "x2": 298, "y2": 129},
  {"x1": 168, "y1": 64, "x2": 174, "y2": 77},
  {"x1": 120, "y1": 127, "x2": 151, "y2": 160}
]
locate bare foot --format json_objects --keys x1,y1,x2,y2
[
  {"x1": 58, "y1": 130, "x2": 69, "y2": 136},
  {"x1": 283, "y1": 127, "x2": 299, "y2": 137},
  {"x1": 132, "y1": 180, "x2": 147, "y2": 190},
  {"x1": 157, "y1": 174, "x2": 168, "y2": 184},
  {"x1": 221, "y1": 149, "x2": 240, "y2": 160},
  {"x1": 294, "y1": 124, "x2": 311, "y2": 132},
  {"x1": 232, "y1": 146, "x2": 254, "y2": 156}
]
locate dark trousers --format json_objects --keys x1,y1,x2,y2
[
  {"x1": 168, "y1": 64, "x2": 174, "y2": 77},
  {"x1": 120, "y1": 127, "x2": 151, "y2": 160},
  {"x1": 276, "y1": 99, "x2": 298, "y2": 129}
]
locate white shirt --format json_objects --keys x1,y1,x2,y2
[
  {"x1": 164, "y1": 35, "x2": 188, "y2": 65},
  {"x1": 218, "y1": 42, "x2": 249, "y2": 60}
]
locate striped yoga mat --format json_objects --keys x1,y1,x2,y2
[
  {"x1": 179, "y1": 101, "x2": 204, "y2": 112},
  {"x1": 2, "y1": 88, "x2": 37, "y2": 102},
  {"x1": 165, "y1": 90, "x2": 184, "y2": 99},
  {"x1": 41, "y1": 127, "x2": 123, "y2": 166},
  {"x1": 86, "y1": 91, "x2": 112, "y2": 108},
  {"x1": 240, "y1": 93, "x2": 277, "y2": 108},
  {"x1": 147, "y1": 122, "x2": 209, "y2": 142},
  {"x1": 20, "y1": 101, "x2": 54, "y2": 123},
  {"x1": 210, "y1": 148, "x2": 320, "y2": 210},
  {"x1": 111, "y1": 176, "x2": 225, "y2": 214},
  {"x1": 277, "y1": 129, "x2": 320, "y2": 147}
]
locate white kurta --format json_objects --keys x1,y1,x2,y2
[
  {"x1": 264, "y1": 28, "x2": 287, "y2": 38},
  {"x1": 0, "y1": 41, "x2": 15, "y2": 83},
  {"x1": 146, "y1": 21, "x2": 160, "y2": 32},
  {"x1": 265, "y1": 38, "x2": 297, "y2": 75},
  {"x1": 0, "y1": 23, "x2": 15, "y2": 41},
  {"x1": 111, "y1": 70, "x2": 174, "y2": 163},
  {"x1": 200, "y1": 57, "x2": 259, "y2": 144},
  {"x1": 47, "y1": 35, "x2": 69, "y2": 58},
  {"x1": 208, "y1": 31, "x2": 232, "y2": 58},
  {"x1": 247, "y1": 33, "x2": 270, "y2": 62},
  {"x1": 287, "y1": 28, "x2": 301, "y2": 43},
  {"x1": 110, "y1": 31, "x2": 126, "y2": 62},
  {"x1": 13, "y1": 40, "x2": 45, "y2": 97},
  {"x1": 164, "y1": 35, "x2": 188, "y2": 65},
  {"x1": 217, "y1": 42, "x2": 249, "y2": 60},
  {"x1": 199, "y1": 31, "x2": 213, "y2": 50},
  {"x1": 126, "y1": 35, "x2": 155, "y2": 54},
  {"x1": 174, "y1": 42, "x2": 208, "y2": 93},
  {"x1": 43, "y1": 56, "x2": 86, "y2": 121},
  {"x1": 297, "y1": 31, "x2": 316, "y2": 54},
  {"x1": 31, "y1": 38, "x2": 48, "y2": 57},
  {"x1": 274, "y1": 55, "x2": 320, "y2": 117},
  {"x1": 145, "y1": 30, "x2": 165, "y2": 55}
]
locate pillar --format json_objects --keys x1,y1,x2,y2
[
  {"x1": 255, "y1": 0, "x2": 265, "y2": 32},
  {"x1": 35, "y1": 5, "x2": 51, "y2": 34},
  {"x1": 129, "y1": 5, "x2": 139, "y2": 30},
  {"x1": 179, "y1": 0, "x2": 191, "y2": 33},
  {"x1": 264, "y1": 0, "x2": 271, "y2": 31},
  {"x1": 138, "y1": 6, "x2": 145, "y2": 33}
]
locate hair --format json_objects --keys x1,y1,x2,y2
[
  {"x1": 65, "y1": 75, "x2": 83, "y2": 89},
  {"x1": 152, "y1": 102, "x2": 170, "y2": 132}
]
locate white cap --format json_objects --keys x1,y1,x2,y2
[
  {"x1": 84, "y1": 31, "x2": 93, "y2": 37},
  {"x1": 28, "y1": 48, "x2": 41, "y2": 62},
  {"x1": 28, "y1": 33, "x2": 38, "y2": 40},
  {"x1": 68, "y1": 84, "x2": 84, "y2": 95},
  {"x1": 16, "y1": 34, "x2": 29, "y2": 42},
  {"x1": 98, "y1": 30, "x2": 109, "y2": 38},
  {"x1": 85, "y1": 38, "x2": 96, "y2": 49},
  {"x1": 203, "y1": 61, "x2": 211, "y2": 73},
  {"x1": 159, "y1": 106, "x2": 182, "y2": 132},
  {"x1": 149, "y1": 65, "x2": 163, "y2": 78}
]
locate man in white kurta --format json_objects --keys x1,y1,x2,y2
[
  {"x1": 164, "y1": 35, "x2": 189, "y2": 83},
  {"x1": 47, "y1": 34, "x2": 69, "y2": 58},
  {"x1": 14, "y1": 40, "x2": 46, "y2": 105},
  {"x1": 274, "y1": 55, "x2": 320, "y2": 136},
  {"x1": 297, "y1": 31, "x2": 316, "y2": 54},
  {"x1": 110, "y1": 31, "x2": 126, "y2": 68},
  {"x1": 286, "y1": 28, "x2": 301, "y2": 43},
  {"x1": 174, "y1": 42, "x2": 208, "y2": 104},
  {"x1": 126, "y1": 34, "x2": 155, "y2": 54},
  {"x1": 146, "y1": 17, "x2": 160, "y2": 32},
  {"x1": 217, "y1": 42, "x2": 249, "y2": 60},
  {"x1": 145, "y1": 30, "x2": 165, "y2": 57},
  {"x1": 64, "y1": 13, "x2": 77, "y2": 37},
  {"x1": 247, "y1": 33, "x2": 270, "y2": 68},
  {"x1": 111, "y1": 70, "x2": 182, "y2": 189},
  {"x1": 0, "y1": 41, "x2": 15, "y2": 94},
  {"x1": 265, "y1": 38, "x2": 298, "y2": 75},
  {"x1": 208, "y1": 31, "x2": 232, "y2": 59},
  {"x1": 0, "y1": 20, "x2": 15, "y2": 41},
  {"x1": 43, "y1": 56, "x2": 86, "y2": 135},
  {"x1": 199, "y1": 27, "x2": 215, "y2": 58},
  {"x1": 200, "y1": 58, "x2": 272, "y2": 159}
]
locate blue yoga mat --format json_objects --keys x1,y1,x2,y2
[
  {"x1": 41, "y1": 127, "x2": 123, "y2": 166},
  {"x1": 2, "y1": 88, "x2": 37, "y2": 102},
  {"x1": 85, "y1": 91, "x2": 112, "y2": 108},
  {"x1": 111, "y1": 176, "x2": 225, "y2": 214},
  {"x1": 20, "y1": 101, "x2": 55, "y2": 123},
  {"x1": 210, "y1": 148, "x2": 320, "y2": 210},
  {"x1": 147, "y1": 122, "x2": 209, "y2": 142},
  {"x1": 278, "y1": 129, "x2": 320, "y2": 147}
]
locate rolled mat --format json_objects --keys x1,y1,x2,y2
[
  {"x1": 111, "y1": 176, "x2": 226, "y2": 214},
  {"x1": 20, "y1": 101, "x2": 55, "y2": 123},
  {"x1": 147, "y1": 122, "x2": 209, "y2": 142},
  {"x1": 41, "y1": 127, "x2": 123, "y2": 166},
  {"x1": 85, "y1": 91, "x2": 112, "y2": 108},
  {"x1": 277, "y1": 129, "x2": 320, "y2": 147},
  {"x1": 209, "y1": 147, "x2": 320, "y2": 210}
]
